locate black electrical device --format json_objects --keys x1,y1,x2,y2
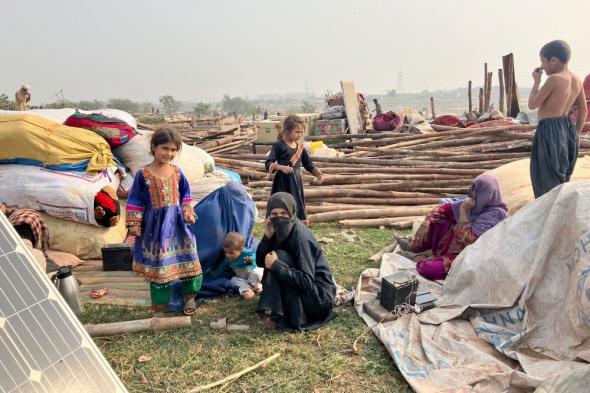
[
  {"x1": 101, "y1": 243, "x2": 133, "y2": 271},
  {"x1": 380, "y1": 271, "x2": 418, "y2": 311}
]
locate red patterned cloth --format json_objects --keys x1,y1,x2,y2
[
  {"x1": 431, "y1": 115, "x2": 465, "y2": 128},
  {"x1": 412, "y1": 203, "x2": 478, "y2": 273},
  {"x1": 373, "y1": 111, "x2": 402, "y2": 131},
  {"x1": 8, "y1": 209, "x2": 50, "y2": 251},
  {"x1": 468, "y1": 120, "x2": 514, "y2": 128},
  {"x1": 64, "y1": 111, "x2": 137, "y2": 148}
]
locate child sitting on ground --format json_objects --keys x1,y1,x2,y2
[{"x1": 210, "y1": 232, "x2": 263, "y2": 299}]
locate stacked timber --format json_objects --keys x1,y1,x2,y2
[
  {"x1": 181, "y1": 125, "x2": 257, "y2": 154},
  {"x1": 212, "y1": 124, "x2": 590, "y2": 227}
]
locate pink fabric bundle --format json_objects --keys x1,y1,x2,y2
[
  {"x1": 431, "y1": 115, "x2": 464, "y2": 128},
  {"x1": 372, "y1": 111, "x2": 402, "y2": 131}
]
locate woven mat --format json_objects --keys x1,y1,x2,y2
[{"x1": 74, "y1": 260, "x2": 150, "y2": 307}]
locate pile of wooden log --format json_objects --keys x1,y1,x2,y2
[
  {"x1": 180, "y1": 124, "x2": 257, "y2": 154},
  {"x1": 210, "y1": 124, "x2": 590, "y2": 227}
]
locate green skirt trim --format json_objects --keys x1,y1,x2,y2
[{"x1": 149, "y1": 274, "x2": 203, "y2": 306}]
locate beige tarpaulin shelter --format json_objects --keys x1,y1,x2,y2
[
  {"x1": 490, "y1": 156, "x2": 590, "y2": 214},
  {"x1": 356, "y1": 180, "x2": 590, "y2": 392}
]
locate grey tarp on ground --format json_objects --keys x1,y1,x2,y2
[{"x1": 356, "y1": 181, "x2": 590, "y2": 392}]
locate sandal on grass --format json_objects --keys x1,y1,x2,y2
[{"x1": 183, "y1": 297, "x2": 197, "y2": 316}]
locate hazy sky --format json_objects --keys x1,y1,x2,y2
[{"x1": 2, "y1": 0, "x2": 589, "y2": 105}]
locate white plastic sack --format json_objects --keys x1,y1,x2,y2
[
  {"x1": 0, "y1": 164, "x2": 120, "y2": 226},
  {"x1": 0, "y1": 108, "x2": 137, "y2": 129},
  {"x1": 114, "y1": 132, "x2": 215, "y2": 197},
  {"x1": 138, "y1": 130, "x2": 214, "y2": 173},
  {"x1": 0, "y1": 108, "x2": 75, "y2": 123},
  {"x1": 42, "y1": 202, "x2": 128, "y2": 259},
  {"x1": 190, "y1": 171, "x2": 232, "y2": 204}
]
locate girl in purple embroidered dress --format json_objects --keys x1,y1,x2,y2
[
  {"x1": 396, "y1": 173, "x2": 508, "y2": 280},
  {"x1": 126, "y1": 129, "x2": 202, "y2": 316}
]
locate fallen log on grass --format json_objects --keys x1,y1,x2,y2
[
  {"x1": 188, "y1": 353, "x2": 280, "y2": 392},
  {"x1": 369, "y1": 242, "x2": 397, "y2": 262},
  {"x1": 340, "y1": 217, "x2": 422, "y2": 229},
  {"x1": 84, "y1": 316, "x2": 192, "y2": 337},
  {"x1": 308, "y1": 206, "x2": 435, "y2": 223},
  {"x1": 316, "y1": 166, "x2": 486, "y2": 176},
  {"x1": 308, "y1": 173, "x2": 459, "y2": 185},
  {"x1": 213, "y1": 157, "x2": 267, "y2": 170},
  {"x1": 312, "y1": 179, "x2": 472, "y2": 192},
  {"x1": 305, "y1": 205, "x2": 384, "y2": 213},
  {"x1": 256, "y1": 203, "x2": 393, "y2": 214},
  {"x1": 315, "y1": 197, "x2": 442, "y2": 205},
  {"x1": 304, "y1": 188, "x2": 441, "y2": 199}
]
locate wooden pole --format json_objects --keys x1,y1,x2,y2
[
  {"x1": 502, "y1": 53, "x2": 521, "y2": 117},
  {"x1": 503, "y1": 57, "x2": 512, "y2": 114},
  {"x1": 369, "y1": 242, "x2": 397, "y2": 262},
  {"x1": 84, "y1": 316, "x2": 192, "y2": 337},
  {"x1": 484, "y1": 63, "x2": 488, "y2": 96},
  {"x1": 468, "y1": 80, "x2": 473, "y2": 113},
  {"x1": 305, "y1": 205, "x2": 385, "y2": 214},
  {"x1": 478, "y1": 88, "x2": 484, "y2": 113},
  {"x1": 340, "y1": 217, "x2": 423, "y2": 228},
  {"x1": 483, "y1": 63, "x2": 488, "y2": 112},
  {"x1": 188, "y1": 353, "x2": 280, "y2": 392},
  {"x1": 308, "y1": 206, "x2": 435, "y2": 223},
  {"x1": 430, "y1": 97, "x2": 436, "y2": 119},
  {"x1": 485, "y1": 72, "x2": 493, "y2": 112},
  {"x1": 306, "y1": 188, "x2": 441, "y2": 198},
  {"x1": 312, "y1": 197, "x2": 442, "y2": 206},
  {"x1": 498, "y1": 68, "x2": 505, "y2": 114}
]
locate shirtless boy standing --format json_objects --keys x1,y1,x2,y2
[{"x1": 528, "y1": 40, "x2": 587, "y2": 198}]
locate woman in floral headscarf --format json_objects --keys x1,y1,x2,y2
[{"x1": 397, "y1": 173, "x2": 508, "y2": 280}]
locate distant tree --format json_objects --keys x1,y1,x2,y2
[
  {"x1": 221, "y1": 94, "x2": 252, "y2": 115},
  {"x1": 78, "y1": 100, "x2": 104, "y2": 110},
  {"x1": 138, "y1": 102, "x2": 154, "y2": 113},
  {"x1": 0, "y1": 94, "x2": 15, "y2": 110},
  {"x1": 44, "y1": 100, "x2": 79, "y2": 109},
  {"x1": 301, "y1": 100, "x2": 316, "y2": 113},
  {"x1": 159, "y1": 95, "x2": 180, "y2": 114},
  {"x1": 107, "y1": 98, "x2": 140, "y2": 113},
  {"x1": 194, "y1": 102, "x2": 211, "y2": 116},
  {"x1": 285, "y1": 105, "x2": 301, "y2": 115}
]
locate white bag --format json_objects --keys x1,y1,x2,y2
[
  {"x1": 114, "y1": 132, "x2": 215, "y2": 197},
  {"x1": 137, "y1": 130, "x2": 214, "y2": 173},
  {"x1": 0, "y1": 108, "x2": 137, "y2": 129},
  {"x1": 0, "y1": 164, "x2": 120, "y2": 226},
  {"x1": 42, "y1": 203, "x2": 128, "y2": 259}
]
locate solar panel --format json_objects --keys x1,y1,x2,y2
[{"x1": 0, "y1": 212, "x2": 127, "y2": 393}]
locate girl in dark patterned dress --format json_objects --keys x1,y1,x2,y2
[
  {"x1": 126, "y1": 129, "x2": 201, "y2": 316},
  {"x1": 265, "y1": 115, "x2": 323, "y2": 222}
]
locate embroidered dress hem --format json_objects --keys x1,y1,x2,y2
[{"x1": 133, "y1": 260, "x2": 202, "y2": 284}]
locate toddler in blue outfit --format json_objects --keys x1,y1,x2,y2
[{"x1": 211, "y1": 232, "x2": 263, "y2": 299}]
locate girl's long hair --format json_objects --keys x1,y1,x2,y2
[{"x1": 278, "y1": 114, "x2": 304, "y2": 141}]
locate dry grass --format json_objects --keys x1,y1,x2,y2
[{"x1": 81, "y1": 224, "x2": 412, "y2": 393}]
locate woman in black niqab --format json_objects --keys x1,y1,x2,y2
[{"x1": 256, "y1": 192, "x2": 336, "y2": 331}]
